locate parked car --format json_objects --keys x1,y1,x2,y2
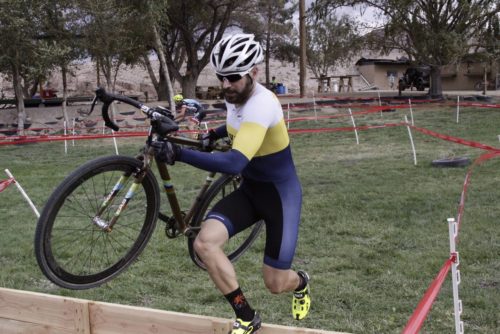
[{"x1": 398, "y1": 66, "x2": 430, "y2": 92}]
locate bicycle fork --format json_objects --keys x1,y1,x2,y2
[{"x1": 92, "y1": 167, "x2": 147, "y2": 232}]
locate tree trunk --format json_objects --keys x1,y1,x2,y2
[
  {"x1": 482, "y1": 66, "x2": 487, "y2": 95},
  {"x1": 153, "y1": 25, "x2": 174, "y2": 109},
  {"x1": 180, "y1": 75, "x2": 197, "y2": 100},
  {"x1": 29, "y1": 79, "x2": 39, "y2": 98},
  {"x1": 265, "y1": 5, "x2": 272, "y2": 86},
  {"x1": 143, "y1": 55, "x2": 159, "y2": 93},
  {"x1": 157, "y1": 62, "x2": 169, "y2": 101},
  {"x1": 12, "y1": 63, "x2": 26, "y2": 135},
  {"x1": 61, "y1": 65, "x2": 70, "y2": 127},
  {"x1": 428, "y1": 65, "x2": 443, "y2": 98},
  {"x1": 299, "y1": 0, "x2": 306, "y2": 98},
  {"x1": 96, "y1": 58, "x2": 101, "y2": 87}
]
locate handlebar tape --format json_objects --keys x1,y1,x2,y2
[{"x1": 95, "y1": 87, "x2": 144, "y2": 132}]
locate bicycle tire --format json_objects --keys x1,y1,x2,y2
[
  {"x1": 34, "y1": 155, "x2": 160, "y2": 290},
  {"x1": 187, "y1": 174, "x2": 264, "y2": 270}
]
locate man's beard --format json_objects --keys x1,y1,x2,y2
[{"x1": 223, "y1": 77, "x2": 254, "y2": 104}]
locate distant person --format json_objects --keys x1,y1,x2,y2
[
  {"x1": 271, "y1": 76, "x2": 278, "y2": 93},
  {"x1": 347, "y1": 76, "x2": 353, "y2": 92},
  {"x1": 173, "y1": 94, "x2": 205, "y2": 124},
  {"x1": 388, "y1": 73, "x2": 395, "y2": 90},
  {"x1": 338, "y1": 77, "x2": 345, "y2": 92}
]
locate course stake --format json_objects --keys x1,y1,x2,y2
[
  {"x1": 409, "y1": 99, "x2": 414, "y2": 125},
  {"x1": 348, "y1": 108, "x2": 359, "y2": 145},
  {"x1": 405, "y1": 115, "x2": 417, "y2": 165},
  {"x1": 448, "y1": 218, "x2": 464, "y2": 334},
  {"x1": 4, "y1": 169, "x2": 40, "y2": 218}
]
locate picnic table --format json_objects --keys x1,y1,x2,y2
[{"x1": 312, "y1": 74, "x2": 359, "y2": 93}]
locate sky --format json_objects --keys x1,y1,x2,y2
[{"x1": 294, "y1": 1, "x2": 382, "y2": 33}]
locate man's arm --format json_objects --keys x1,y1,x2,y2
[
  {"x1": 179, "y1": 149, "x2": 248, "y2": 175},
  {"x1": 174, "y1": 106, "x2": 187, "y2": 121},
  {"x1": 178, "y1": 122, "x2": 266, "y2": 174}
]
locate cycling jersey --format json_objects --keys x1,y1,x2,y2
[
  {"x1": 178, "y1": 82, "x2": 302, "y2": 269},
  {"x1": 180, "y1": 99, "x2": 204, "y2": 115},
  {"x1": 179, "y1": 83, "x2": 296, "y2": 181}
]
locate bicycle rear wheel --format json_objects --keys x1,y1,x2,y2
[
  {"x1": 188, "y1": 174, "x2": 264, "y2": 270},
  {"x1": 34, "y1": 155, "x2": 160, "y2": 289}
]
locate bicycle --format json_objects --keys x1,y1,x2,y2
[{"x1": 34, "y1": 88, "x2": 264, "y2": 290}]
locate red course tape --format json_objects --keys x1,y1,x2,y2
[{"x1": 402, "y1": 256, "x2": 455, "y2": 334}]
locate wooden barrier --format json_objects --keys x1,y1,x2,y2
[{"x1": 0, "y1": 288, "x2": 348, "y2": 334}]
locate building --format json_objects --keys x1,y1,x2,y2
[{"x1": 355, "y1": 57, "x2": 499, "y2": 91}]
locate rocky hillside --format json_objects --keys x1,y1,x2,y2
[{"x1": 0, "y1": 58, "x2": 360, "y2": 101}]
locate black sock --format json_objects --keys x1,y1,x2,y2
[
  {"x1": 295, "y1": 272, "x2": 307, "y2": 291},
  {"x1": 224, "y1": 287, "x2": 254, "y2": 321}
]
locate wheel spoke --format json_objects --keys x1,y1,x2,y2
[{"x1": 35, "y1": 156, "x2": 158, "y2": 289}]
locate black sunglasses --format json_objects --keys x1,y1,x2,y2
[{"x1": 216, "y1": 73, "x2": 247, "y2": 83}]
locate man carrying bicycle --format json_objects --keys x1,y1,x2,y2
[{"x1": 153, "y1": 33, "x2": 310, "y2": 334}]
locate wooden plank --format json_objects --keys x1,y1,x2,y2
[
  {"x1": 0, "y1": 288, "x2": 348, "y2": 334},
  {"x1": 0, "y1": 288, "x2": 89, "y2": 333},
  {"x1": 0, "y1": 317, "x2": 70, "y2": 334},
  {"x1": 89, "y1": 301, "x2": 348, "y2": 334},
  {"x1": 90, "y1": 301, "x2": 230, "y2": 334},
  {"x1": 261, "y1": 323, "x2": 346, "y2": 334}
]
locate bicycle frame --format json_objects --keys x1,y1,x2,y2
[
  {"x1": 91, "y1": 129, "x2": 220, "y2": 239},
  {"x1": 155, "y1": 150, "x2": 217, "y2": 236},
  {"x1": 86, "y1": 88, "x2": 231, "y2": 237}
]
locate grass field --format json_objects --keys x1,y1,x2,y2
[{"x1": 0, "y1": 101, "x2": 499, "y2": 333}]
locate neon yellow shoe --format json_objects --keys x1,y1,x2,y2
[
  {"x1": 229, "y1": 312, "x2": 261, "y2": 334},
  {"x1": 292, "y1": 271, "x2": 311, "y2": 320}
]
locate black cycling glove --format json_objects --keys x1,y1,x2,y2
[
  {"x1": 201, "y1": 129, "x2": 219, "y2": 152},
  {"x1": 151, "y1": 140, "x2": 181, "y2": 165}
]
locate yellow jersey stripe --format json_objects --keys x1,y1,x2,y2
[
  {"x1": 231, "y1": 122, "x2": 267, "y2": 160},
  {"x1": 230, "y1": 119, "x2": 290, "y2": 159}
]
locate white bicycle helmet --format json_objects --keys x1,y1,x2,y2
[{"x1": 211, "y1": 33, "x2": 264, "y2": 75}]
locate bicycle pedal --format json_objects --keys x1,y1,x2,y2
[
  {"x1": 164, "y1": 215, "x2": 181, "y2": 238},
  {"x1": 165, "y1": 226, "x2": 180, "y2": 238}
]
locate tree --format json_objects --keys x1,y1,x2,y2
[
  {"x1": 161, "y1": 0, "x2": 239, "y2": 98},
  {"x1": 40, "y1": 0, "x2": 86, "y2": 126},
  {"x1": 474, "y1": 13, "x2": 500, "y2": 93},
  {"x1": 0, "y1": 0, "x2": 50, "y2": 134},
  {"x1": 239, "y1": 0, "x2": 298, "y2": 86},
  {"x1": 313, "y1": 0, "x2": 500, "y2": 97},
  {"x1": 79, "y1": 0, "x2": 152, "y2": 92},
  {"x1": 305, "y1": 5, "x2": 363, "y2": 79},
  {"x1": 117, "y1": 1, "x2": 176, "y2": 108}
]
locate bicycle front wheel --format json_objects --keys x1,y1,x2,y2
[
  {"x1": 188, "y1": 175, "x2": 264, "y2": 270},
  {"x1": 34, "y1": 155, "x2": 160, "y2": 289}
]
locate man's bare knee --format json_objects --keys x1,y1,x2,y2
[
  {"x1": 193, "y1": 219, "x2": 228, "y2": 257},
  {"x1": 193, "y1": 236, "x2": 210, "y2": 257}
]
